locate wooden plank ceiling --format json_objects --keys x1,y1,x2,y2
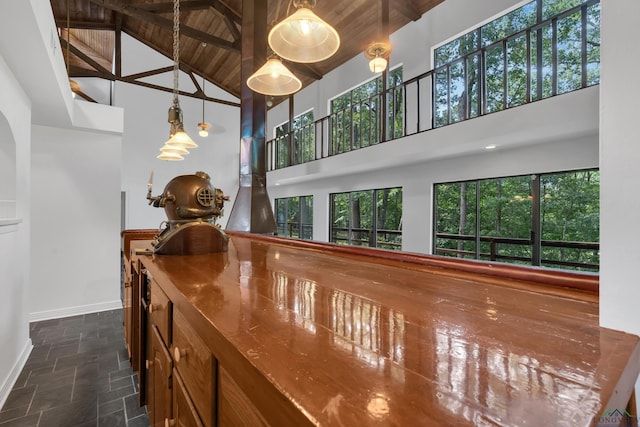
[{"x1": 50, "y1": 0, "x2": 444, "y2": 105}]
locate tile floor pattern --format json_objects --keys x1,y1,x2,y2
[{"x1": 0, "y1": 309, "x2": 150, "y2": 427}]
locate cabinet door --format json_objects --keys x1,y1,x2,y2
[
  {"x1": 170, "y1": 369, "x2": 204, "y2": 427},
  {"x1": 172, "y1": 309, "x2": 216, "y2": 426},
  {"x1": 123, "y1": 274, "x2": 132, "y2": 360},
  {"x1": 148, "y1": 326, "x2": 173, "y2": 427},
  {"x1": 218, "y1": 367, "x2": 270, "y2": 427}
]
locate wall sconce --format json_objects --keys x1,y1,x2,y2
[
  {"x1": 247, "y1": 55, "x2": 302, "y2": 96},
  {"x1": 268, "y1": 0, "x2": 340, "y2": 63}
]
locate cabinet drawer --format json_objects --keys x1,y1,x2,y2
[
  {"x1": 172, "y1": 309, "x2": 216, "y2": 427},
  {"x1": 149, "y1": 280, "x2": 172, "y2": 346}
]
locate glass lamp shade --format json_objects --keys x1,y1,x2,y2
[
  {"x1": 157, "y1": 150, "x2": 184, "y2": 161},
  {"x1": 166, "y1": 129, "x2": 198, "y2": 149},
  {"x1": 246, "y1": 57, "x2": 302, "y2": 96},
  {"x1": 160, "y1": 143, "x2": 189, "y2": 155},
  {"x1": 268, "y1": 7, "x2": 340, "y2": 63},
  {"x1": 369, "y1": 56, "x2": 388, "y2": 73},
  {"x1": 198, "y1": 122, "x2": 211, "y2": 137}
]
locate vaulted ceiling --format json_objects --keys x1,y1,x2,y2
[{"x1": 50, "y1": 0, "x2": 444, "y2": 105}]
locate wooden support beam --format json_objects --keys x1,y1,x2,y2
[
  {"x1": 60, "y1": 38, "x2": 112, "y2": 75},
  {"x1": 88, "y1": 0, "x2": 239, "y2": 53}
]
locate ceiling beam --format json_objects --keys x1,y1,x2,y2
[
  {"x1": 88, "y1": 0, "x2": 239, "y2": 53},
  {"x1": 54, "y1": 19, "x2": 117, "y2": 30},
  {"x1": 71, "y1": 67, "x2": 240, "y2": 108},
  {"x1": 134, "y1": 1, "x2": 212, "y2": 12},
  {"x1": 60, "y1": 38, "x2": 112, "y2": 75},
  {"x1": 394, "y1": 0, "x2": 422, "y2": 21},
  {"x1": 123, "y1": 28, "x2": 240, "y2": 98}
]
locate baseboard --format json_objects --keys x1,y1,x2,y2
[
  {"x1": 0, "y1": 339, "x2": 33, "y2": 410},
  {"x1": 29, "y1": 300, "x2": 123, "y2": 322}
]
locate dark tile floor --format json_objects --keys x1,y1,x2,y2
[{"x1": 0, "y1": 309, "x2": 150, "y2": 427}]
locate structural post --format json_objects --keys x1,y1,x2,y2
[{"x1": 226, "y1": 0, "x2": 277, "y2": 234}]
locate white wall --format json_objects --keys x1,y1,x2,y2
[
  {"x1": 29, "y1": 124, "x2": 122, "y2": 320},
  {"x1": 115, "y1": 34, "x2": 241, "y2": 231},
  {"x1": 0, "y1": 56, "x2": 31, "y2": 408},
  {"x1": 599, "y1": 0, "x2": 640, "y2": 402}
]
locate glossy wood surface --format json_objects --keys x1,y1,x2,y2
[{"x1": 136, "y1": 232, "x2": 640, "y2": 426}]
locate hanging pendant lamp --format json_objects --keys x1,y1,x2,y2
[
  {"x1": 198, "y1": 77, "x2": 211, "y2": 137},
  {"x1": 158, "y1": 0, "x2": 195, "y2": 160},
  {"x1": 364, "y1": 0, "x2": 390, "y2": 74},
  {"x1": 268, "y1": 0, "x2": 340, "y2": 63},
  {"x1": 247, "y1": 55, "x2": 302, "y2": 96}
]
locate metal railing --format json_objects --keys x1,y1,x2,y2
[
  {"x1": 434, "y1": 233, "x2": 599, "y2": 271},
  {"x1": 331, "y1": 227, "x2": 402, "y2": 250},
  {"x1": 266, "y1": 0, "x2": 599, "y2": 171}
]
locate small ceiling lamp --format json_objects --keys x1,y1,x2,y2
[
  {"x1": 198, "y1": 77, "x2": 211, "y2": 137},
  {"x1": 247, "y1": 55, "x2": 302, "y2": 96},
  {"x1": 364, "y1": 42, "x2": 390, "y2": 73},
  {"x1": 158, "y1": 0, "x2": 196, "y2": 160},
  {"x1": 364, "y1": 0, "x2": 390, "y2": 74},
  {"x1": 198, "y1": 122, "x2": 211, "y2": 137},
  {"x1": 268, "y1": 0, "x2": 340, "y2": 63}
]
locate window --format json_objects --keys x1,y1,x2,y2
[
  {"x1": 329, "y1": 67, "x2": 404, "y2": 155},
  {"x1": 330, "y1": 187, "x2": 402, "y2": 250},
  {"x1": 433, "y1": 169, "x2": 599, "y2": 271},
  {"x1": 275, "y1": 196, "x2": 313, "y2": 239},
  {"x1": 273, "y1": 110, "x2": 315, "y2": 169},
  {"x1": 434, "y1": 0, "x2": 600, "y2": 127}
]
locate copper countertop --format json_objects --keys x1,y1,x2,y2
[{"x1": 138, "y1": 232, "x2": 639, "y2": 426}]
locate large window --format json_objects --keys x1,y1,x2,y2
[
  {"x1": 275, "y1": 196, "x2": 313, "y2": 239},
  {"x1": 330, "y1": 188, "x2": 402, "y2": 250},
  {"x1": 433, "y1": 169, "x2": 599, "y2": 271},
  {"x1": 273, "y1": 110, "x2": 315, "y2": 169},
  {"x1": 329, "y1": 67, "x2": 404, "y2": 155},
  {"x1": 434, "y1": 0, "x2": 600, "y2": 127}
]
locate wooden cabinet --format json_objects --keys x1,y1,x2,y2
[
  {"x1": 128, "y1": 257, "x2": 214, "y2": 427},
  {"x1": 122, "y1": 230, "x2": 640, "y2": 427}
]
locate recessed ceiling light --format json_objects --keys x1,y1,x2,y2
[{"x1": 485, "y1": 144, "x2": 497, "y2": 150}]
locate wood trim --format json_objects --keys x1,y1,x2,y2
[{"x1": 225, "y1": 231, "x2": 599, "y2": 295}]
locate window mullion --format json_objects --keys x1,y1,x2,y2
[{"x1": 531, "y1": 174, "x2": 541, "y2": 266}]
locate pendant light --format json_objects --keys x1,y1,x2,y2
[
  {"x1": 268, "y1": 0, "x2": 340, "y2": 63},
  {"x1": 158, "y1": 0, "x2": 196, "y2": 160},
  {"x1": 247, "y1": 55, "x2": 302, "y2": 96},
  {"x1": 364, "y1": 0, "x2": 390, "y2": 74},
  {"x1": 365, "y1": 42, "x2": 390, "y2": 73},
  {"x1": 197, "y1": 77, "x2": 211, "y2": 137}
]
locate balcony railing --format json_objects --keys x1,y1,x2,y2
[
  {"x1": 266, "y1": 0, "x2": 599, "y2": 172},
  {"x1": 434, "y1": 232, "x2": 599, "y2": 271}
]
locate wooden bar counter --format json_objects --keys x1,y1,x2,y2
[{"x1": 126, "y1": 231, "x2": 640, "y2": 426}]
